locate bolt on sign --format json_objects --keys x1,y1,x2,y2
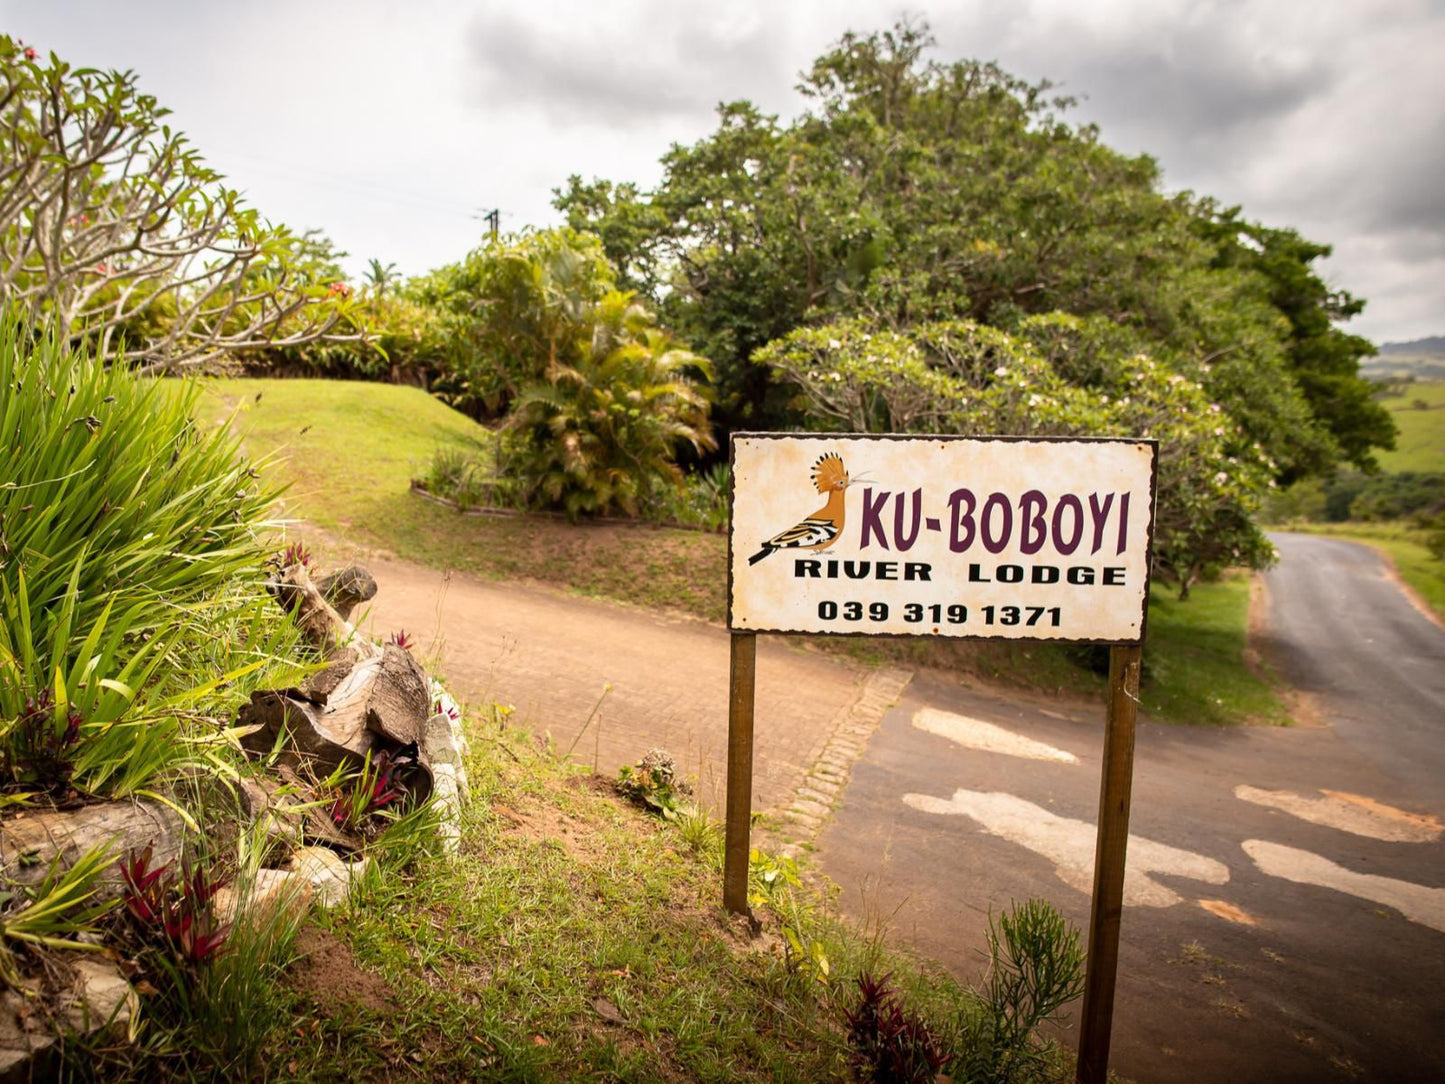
[{"x1": 728, "y1": 433, "x2": 1157, "y2": 643}]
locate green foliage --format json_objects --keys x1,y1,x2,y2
[
  {"x1": 1201, "y1": 208, "x2": 1394, "y2": 476},
  {"x1": 748, "y1": 848, "x2": 831, "y2": 984},
  {"x1": 756, "y1": 313, "x2": 1277, "y2": 588},
  {"x1": 406, "y1": 229, "x2": 716, "y2": 519},
  {"x1": 0, "y1": 37, "x2": 355, "y2": 371},
  {"x1": 555, "y1": 20, "x2": 1378, "y2": 491},
  {"x1": 0, "y1": 314, "x2": 303, "y2": 800},
  {"x1": 506, "y1": 288, "x2": 715, "y2": 520},
  {"x1": 952, "y1": 899, "x2": 1084, "y2": 1084},
  {"x1": 414, "y1": 227, "x2": 620, "y2": 416},
  {"x1": 652, "y1": 463, "x2": 731, "y2": 531},
  {"x1": 0, "y1": 843, "x2": 118, "y2": 986},
  {"x1": 417, "y1": 442, "x2": 524, "y2": 511},
  {"x1": 1317, "y1": 471, "x2": 1445, "y2": 523}
]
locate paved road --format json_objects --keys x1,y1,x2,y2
[
  {"x1": 820, "y1": 534, "x2": 1445, "y2": 1083},
  {"x1": 1257, "y1": 532, "x2": 1445, "y2": 807}
]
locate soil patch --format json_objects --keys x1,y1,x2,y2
[{"x1": 288, "y1": 926, "x2": 394, "y2": 1016}]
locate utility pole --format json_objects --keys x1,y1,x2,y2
[{"x1": 485, "y1": 209, "x2": 499, "y2": 241}]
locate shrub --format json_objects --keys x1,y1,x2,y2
[
  {"x1": 845, "y1": 971, "x2": 948, "y2": 1084},
  {"x1": 0, "y1": 312, "x2": 301, "y2": 799},
  {"x1": 951, "y1": 899, "x2": 1084, "y2": 1084},
  {"x1": 507, "y1": 291, "x2": 715, "y2": 520}
]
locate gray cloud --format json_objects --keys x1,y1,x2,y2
[
  {"x1": 465, "y1": 5, "x2": 789, "y2": 127},
  {"x1": 930, "y1": 0, "x2": 1445, "y2": 337}
]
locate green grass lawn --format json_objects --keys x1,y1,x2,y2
[
  {"x1": 259, "y1": 730, "x2": 999, "y2": 1082},
  {"x1": 184, "y1": 376, "x2": 1290, "y2": 726},
  {"x1": 1377, "y1": 380, "x2": 1445, "y2": 473},
  {"x1": 1144, "y1": 573, "x2": 1290, "y2": 726}
]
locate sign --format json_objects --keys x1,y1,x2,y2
[{"x1": 728, "y1": 433, "x2": 1157, "y2": 643}]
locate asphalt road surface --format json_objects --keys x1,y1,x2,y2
[{"x1": 820, "y1": 534, "x2": 1445, "y2": 1083}]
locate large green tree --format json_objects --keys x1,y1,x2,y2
[{"x1": 556, "y1": 20, "x2": 1389, "y2": 486}]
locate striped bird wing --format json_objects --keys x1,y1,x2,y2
[{"x1": 765, "y1": 516, "x2": 840, "y2": 551}]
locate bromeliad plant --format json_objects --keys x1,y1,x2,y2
[
  {"x1": 119, "y1": 845, "x2": 231, "y2": 966},
  {"x1": 323, "y1": 748, "x2": 416, "y2": 835},
  {"x1": 2, "y1": 691, "x2": 83, "y2": 798},
  {"x1": 844, "y1": 971, "x2": 949, "y2": 1084}
]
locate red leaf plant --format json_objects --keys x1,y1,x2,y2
[{"x1": 119, "y1": 847, "x2": 232, "y2": 965}]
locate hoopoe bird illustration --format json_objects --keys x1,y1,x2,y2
[{"x1": 747, "y1": 453, "x2": 869, "y2": 565}]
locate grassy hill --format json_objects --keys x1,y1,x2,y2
[{"x1": 1376, "y1": 380, "x2": 1445, "y2": 473}]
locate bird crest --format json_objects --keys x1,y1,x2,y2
[{"x1": 812, "y1": 453, "x2": 848, "y2": 493}]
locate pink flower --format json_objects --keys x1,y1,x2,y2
[{"x1": 23, "y1": 47, "x2": 37, "y2": 61}]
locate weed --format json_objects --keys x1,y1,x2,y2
[
  {"x1": 673, "y1": 805, "x2": 723, "y2": 865},
  {"x1": 616, "y1": 748, "x2": 688, "y2": 819},
  {"x1": 748, "y1": 848, "x2": 832, "y2": 985}
]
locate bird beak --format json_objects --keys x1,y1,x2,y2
[{"x1": 848, "y1": 471, "x2": 876, "y2": 487}]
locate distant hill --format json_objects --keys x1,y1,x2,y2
[
  {"x1": 1379, "y1": 336, "x2": 1445, "y2": 357},
  {"x1": 1363, "y1": 336, "x2": 1445, "y2": 379}
]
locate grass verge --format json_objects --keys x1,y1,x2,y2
[
  {"x1": 257, "y1": 719, "x2": 1051, "y2": 1082},
  {"x1": 186, "y1": 376, "x2": 1292, "y2": 725},
  {"x1": 1142, "y1": 573, "x2": 1291, "y2": 726}
]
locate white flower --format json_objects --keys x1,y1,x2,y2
[
  {"x1": 828, "y1": 339, "x2": 841, "y2": 350},
  {"x1": 994, "y1": 366, "x2": 1009, "y2": 377},
  {"x1": 1214, "y1": 472, "x2": 1229, "y2": 485}
]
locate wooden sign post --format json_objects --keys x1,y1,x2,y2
[
  {"x1": 722, "y1": 433, "x2": 1158, "y2": 1082},
  {"x1": 1077, "y1": 643, "x2": 1143, "y2": 1084},
  {"x1": 723, "y1": 631, "x2": 756, "y2": 914}
]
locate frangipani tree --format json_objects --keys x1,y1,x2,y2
[
  {"x1": 757, "y1": 314, "x2": 1274, "y2": 596},
  {"x1": 0, "y1": 36, "x2": 356, "y2": 371}
]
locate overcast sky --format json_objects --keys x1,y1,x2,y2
[{"x1": 4, "y1": 0, "x2": 1441, "y2": 342}]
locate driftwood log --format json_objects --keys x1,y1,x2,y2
[
  {"x1": 317, "y1": 566, "x2": 377, "y2": 622},
  {"x1": 242, "y1": 559, "x2": 433, "y2": 799},
  {"x1": 0, "y1": 800, "x2": 184, "y2": 889}
]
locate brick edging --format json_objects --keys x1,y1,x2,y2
[{"x1": 770, "y1": 667, "x2": 914, "y2": 857}]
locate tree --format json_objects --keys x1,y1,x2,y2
[
  {"x1": 555, "y1": 20, "x2": 1388, "y2": 486},
  {"x1": 0, "y1": 36, "x2": 354, "y2": 371},
  {"x1": 1199, "y1": 207, "x2": 1396, "y2": 478},
  {"x1": 757, "y1": 314, "x2": 1275, "y2": 594},
  {"x1": 411, "y1": 227, "x2": 619, "y2": 416},
  {"x1": 364, "y1": 259, "x2": 400, "y2": 299}
]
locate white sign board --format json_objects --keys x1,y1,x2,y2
[{"x1": 728, "y1": 434, "x2": 1157, "y2": 643}]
